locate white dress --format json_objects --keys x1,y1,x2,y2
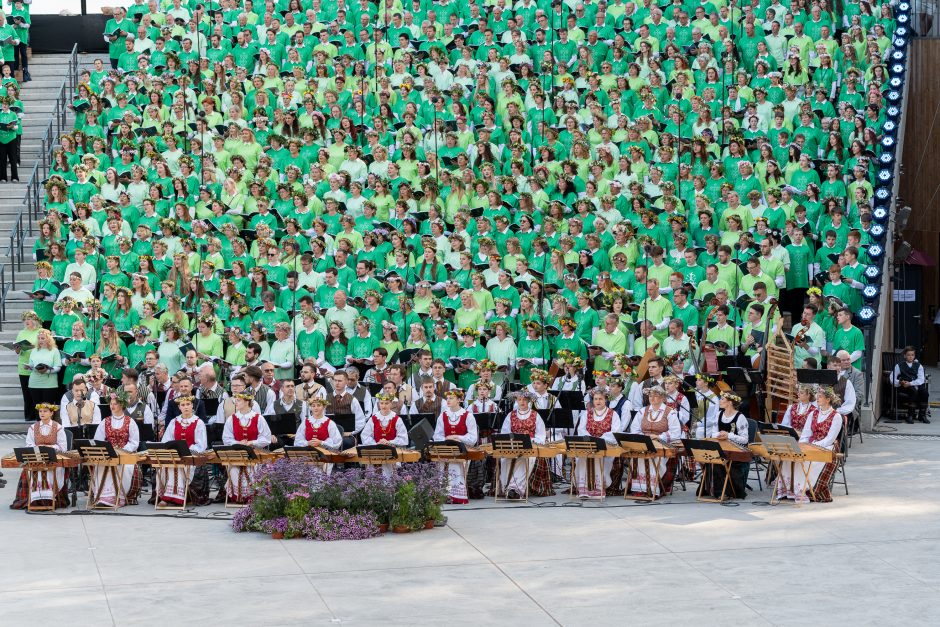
[
  {"x1": 628, "y1": 405, "x2": 681, "y2": 496},
  {"x1": 293, "y1": 415, "x2": 344, "y2": 474},
  {"x1": 221, "y1": 411, "x2": 272, "y2": 501},
  {"x1": 573, "y1": 408, "x2": 621, "y2": 498},
  {"x1": 360, "y1": 411, "x2": 408, "y2": 477},
  {"x1": 497, "y1": 409, "x2": 547, "y2": 496},
  {"x1": 159, "y1": 417, "x2": 208, "y2": 504},
  {"x1": 777, "y1": 407, "x2": 842, "y2": 501},
  {"x1": 91, "y1": 416, "x2": 140, "y2": 507},
  {"x1": 24, "y1": 421, "x2": 68, "y2": 503},
  {"x1": 432, "y1": 408, "x2": 479, "y2": 503}
]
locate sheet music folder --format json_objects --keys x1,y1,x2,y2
[
  {"x1": 214, "y1": 444, "x2": 257, "y2": 459},
  {"x1": 146, "y1": 440, "x2": 192, "y2": 458},
  {"x1": 492, "y1": 432, "x2": 532, "y2": 449},
  {"x1": 73, "y1": 439, "x2": 119, "y2": 458},
  {"x1": 564, "y1": 435, "x2": 606, "y2": 451},
  {"x1": 14, "y1": 446, "x2": 57, "y2": 463}
]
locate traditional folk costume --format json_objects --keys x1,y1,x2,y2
[
  {"x1": 697, "y1": 410, "x2": 751, "y2": 499},
  {"x1": 90, "y1": 414, "x2": 142, "y2": 507},
  {"x1": 574, "y1": 407, "x2": 621, "y2": 498},
  {"x1": 11, "y1": 420, "x2": 69, "y2": 509},
  {"x1": 777, "y1": 407, "x2": 842, "y2": 503},
  {"x1": 158, "y1": 416, "x2": 209, "y2": 505},
  {"x1": 221, "y1": 411, "x2": 273, "y2": 503},
  {"x1": 628, "y1": 404, "x2": 681, "y2": 497},
  {"x1": 293, "y1": 413, "x2": 343, "y2": 473},
  {"x1": 467, "y1": 397, "x2": 498, "y2": 499},
  {"x1": 497, "y1": 408, "x2": 553, "y2": 497},
  {"x1": 360, "y1": 410, "x2": 408, "y2": 476},
  {"x1": 781, "y1": 401, "x2": 816, "y2": 432},
  {"x1": 433, "y1": 408, "x2": 479, "y2": 504}
]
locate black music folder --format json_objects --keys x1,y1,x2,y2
[
  {"x1": 14, "y1": 446, "x2": 57, "y2": 463},
  {"x1": 614, "y1": 432, "x2": 656, "y2": 453},
  {"x1": 214, "y1": 444, "x2": 257, "y2": 459},
  {"x1": 146, "y1": 440, "x2": 192, "y2": 457},
  {"x1": 408, "y1": 418, "x2": 435, "y2": 450},
  {"x1": 492, "y1": 432, "x2": 532, "y2": 449},
  {"x1": 564, "y1": 435, "x2": 607, "y2": 451}
]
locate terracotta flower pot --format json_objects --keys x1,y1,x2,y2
[
  {"x1": 424, "y1": 519, "x2": 435, "y2": 530},
  {"x1": 392, "y1": 525, "x2": 411, "y2": 534},
  {"x1": 379, "y1": 523, "x2": 389, "y2": 534},
  {"x1": 271, "y1": 531, "x2": 285, "y2": 540}
]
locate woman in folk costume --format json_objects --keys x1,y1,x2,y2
[
  {"x1": 552, "y1": 354, "x2": 587, "y2": 431},
  {"x1": 663, "y1": 375, "x2": 692, "y2": 430},
  {"x1": 497, "y1": 390, "x2": 551, "y2": 499},
  {"x1": 433, "y1": 388, "x2": 479, "y2": 504},
  {"x1": 776, "y1": 386, "x2": 844, "y2": 503},
  {"x1": 696, "y1": 391, "x2": 751, "y2": 499},
  {"x1": 360, "y1": 392, "x2": 408, "y2": 476},
  {"x1": 466, "y1": 380, "x2": 497, "y2": 499},
  {"x1": 293, "y1": 396, "x2": 343, "y2": 474},
  {"x1": 574, "y1": 388, "x2": 621, "y2": 499},
  {"x1": 628, "y1": 385, "x2": 681, "y2": 498},
  {"x1": 780, "y1": 384, "x2": 817, "y2": 432},
  {"x1": 11, "y1": 403, "x2": 69, "y2": 509},
  {"x1": 158, "y1": 395, "x2": 209, "y2": 506},
  {"x1": 221, "y1": 390, "x2": 272, "y2": 503},
  {"x1": 90, "y1": 393, "x2": 142, "y2": 507}
]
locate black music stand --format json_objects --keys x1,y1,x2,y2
[
  {"x1": 681, "y1": 438, "x2": 731, "y2": 502},
  {"x1": 268, "y1": 413, "x2": 297, "y2": 447},
  {"x1": 329, "y1": 413, "x2": 357, "y2": 434},
  {"x1": 404, "y1": 412, "x2": 436, "y2": 431},
  {"x1": 146, "y1": 440, "x2": 194, "y2": 510},
  {"x1": 614, "y1": 432, "x2": 666, "y2": 500},
  {"x1": 796, "y1": 369, "x2": 838, "y2": 385},
  {"x1": 408, "y1": 419, "x2": 435, "y2": 451},
  {"x1": 491, "y1": 433, "x2": 535, "y2": 502},
  {"x1": 474, "y1": 412, "x2": 497, "y2": 431},
  {"x1": 14, "y1": 446, "x2": 60, "y2": 512},
  {"x1": 283, "y1": 445, "x2": 332, "y2": 465}
]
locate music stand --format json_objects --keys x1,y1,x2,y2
[
  {"x1": 404, "y1": 412, "x2": 436, "y2": 431},
  {"x1": 283, "y1": 445, "x2": 332, "y2": 464},
  {"x1": 681, "y1": 438, "x2": 732, "y2": 502},
  {"x1": 73, "y1": 439, "x2": 125, "y2": 510},
  {"x1": 13, "y1": 446, "x2": 60, "y2": 512},
  {"x1": 757, "y1": 422, "x2": 800, "y2": 439},
  {"x1": 407, "y1": 419, "x2": 435, "y2": 451},
  {"x1": 425, "y1": 440, "x2": 469, "y2": 495},
  {"x1": 329, "y1": 412, "x2": 356, "y2": 434},
  {"x1": 474, "y1": 412, "x2": 497, "y2": 432},
  {"x1": 613, "y1": 432, "x2": 669, "y2": 501},
  {"x1": 759, "y1": 434, "x2": 818, "y2": 506},
  {"x1": 558, "y1": 390, "x2": 585, "y2": 411},
  {"x1": 796, "y1": 369, "x2": 838, "y2": 386},
  {"x1": 491, "y1": 433, "x2": 534, "y2": 502},
  {"x1": 355, "y1": 444, "x2": 399, "y2": 465},
  {"x1": 207, "y1": 423, "x2": 225, "y2": 446},
  {"x1": 202, "y1": 397, "x2": 221, "y2": 418},
  {"x1": 267, "y1": 413, "x2": 297, "y2": 448},
  {"x1": 146, "y1": 440, "x2": 194, "y2": 511},
  {"x1": 214, "y1": 444, "x2": 258, "y2": 508},
  {"x1": 564, "y1": 436, "x2": 608, "y2": 499}
]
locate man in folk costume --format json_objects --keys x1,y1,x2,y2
[
  {"x1": 410, "y1": 376, "x2": 443, "y2": 415},
  {"x1": 345, "y1": 366, "x2": 375, "y2": 416},
  {"x1": 241, "y1": 365, "x2": 275, "y2": 415},
  {"x1": 776, "y1": 386, "x2": 844, "y2": 503},
  {"x1": 91, "y1": 392, "x2": 142, "y2": 507},
  {"x1": 11, "y1": 404, "x2": 69, "y2": 509},
  {"x1": 221, "y1": 391, "x2": 273, "y2": 504},
  {"x1": 274, "y1": 378, "x2": 309, "y2": 430},
  {"x1": 627, "y1": 385, "x2": 682, "y2": 498},
  {"x1": 296, "y1": 363, "x2": 327, "y2": 403},
  {"x1": 360, "y1": 392, "x2": 408, "y2": 476},
  {"x1": 433, "y1": 389, "x2": 479, "y2": 504},
  {"x1": 293, "y1": 397, "x2": 343, "y2": 474},
  {"x1": 326, "y1": 369, "x2": 366, "y2": 441},
  {"x1": 158, "y1": 395, "x2": 210, "y2": 506},
  {"x1": 574, "y1": 388, "x2": 621, "y2": 499},
  {"x1": 61, "y1": 377, "x2": 101, "y2": 427},
  {"x1": 627, "y1": 357, "x2": 666, "y2": 409},
  {"x1": 497, "y1": 390, "x2": 552, "y2": 499},
  {"x1": 695, "y1": 391, "x2": 751, "y2": 499},
  {"x1": 364, "y1": 347, "x2": 393, "y2": 385}
]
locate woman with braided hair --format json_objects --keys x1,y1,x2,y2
[{"x1": 777, "y1": 386, "x2": 843, "y2": 503}]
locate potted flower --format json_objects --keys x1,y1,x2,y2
[
  {"x1": 262, "y1": 517, "x2": 289, "y2": 540},
  {"x1": 390, "y1": 483, "x2": 418, "y2": 533}
]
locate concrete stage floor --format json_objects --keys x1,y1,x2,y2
[{"x1": 0, "y1": 421, "x2": 937, "y2": 626}]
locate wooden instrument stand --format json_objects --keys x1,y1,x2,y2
[
  {"x1": 19, "y1": 450, "x2": 62, "y2": 512},
  {"x1": 491, "y1": 438, "x2": 534, "y2": 502},
  {"x1": 148, "y1": 449, "x2": 192, "y2": 511},
  {"x1": 565, "y1": 439, "x2": 607, "y2": 500},
  {"x1": 618, "y1": 440, "x2": 667, "y2": 502},
  {"x1": 79, "y1": 446, "x2": 126, "y2": 510},
  {"x1": 214, "y1": 448, "x2": 257, "y2": 509},
  {"x1": 689, "y1": 446, "x2": 733, "y2": 503}
]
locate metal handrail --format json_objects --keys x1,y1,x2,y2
[{"x1": 0, "y1": 44, "x2": 79, "y2": 327}]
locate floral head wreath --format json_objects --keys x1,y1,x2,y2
[
  {"x1": 696, "y1": 373, "x2": 715, "y2": 384},
  {"x1": 477, "y1": 359, "x2": 498, "y2": 372},
  {"x1": 35, "y1": 403, "x2": 60, "y2": 413},
  {"x1": 592, "y1": 369, "x2": 611, "y2": 378},
  {"x1": 530, "y1": 369, "x2": 552, "y2": 383},
  {"x1": 459, "y1": 327, "x2": 480, "y2": 338},
  {"x1": 720, "y1": 391, "x2": 742, "y2": 404},
  {"x1": 375, "y1": 392, "x2": 397, "y2": 402}
]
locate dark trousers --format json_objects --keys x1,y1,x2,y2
[
  {"x1": 897, "y1": 384, "x2": 929, "y2": 413},
  {"x1": 19, "y1": 374, "x2": 34, "y2": 421},
  {"x1": 0, "y1": 139, "x2": 17, "y2": 180},
  {"x1": 11, "y1": 43, "x2": 27, "y2": 72}
]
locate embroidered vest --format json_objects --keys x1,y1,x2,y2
[
  {"x1": 509, "y1": 410, "x2": 536, "y2": 436},
  {"x1": 304, "y1": 418, "x2": 332, "y2": 442},
  {"x1": 443, "y1": 411, "x2": 470, "y2": 437},
  {"x1": 371, "y1": 415, "x2": 398, "y2": 442},
  {"x1": 586, "y1": 409, "x2": 613, "y2": 438},
  {"x1": 105, "y1": 416, "x2": 131, "y2": 449},
  {"x1": 126, "y1": 401, "x2": 146, "y2": 423},
  {"x1": 811, "y1": 409, "x2": 837, "y2": 443},
  {"x1": 328, "y1": 391, "x2": 354, "y2": 415},
  {"x1": 416, "y1": 396, "x2": 442, "y2": 415},
  {"x1": 640, "y1": 406, "x2": 668, "y2": 438},
  {"x1": 66, "y1": 400, "x2": 96, "y2": 426},
  {"x1": 789, "y1": 403, "x2": 812, "y2": 432},
  {"x1": 34, "y1": 421, "x2": 60, "y2": 446},
  {"x1": 174, "y1": 418, "x2": 198, "y2": 446},
  {"x1": 297, "y1": 381, "x2": 324, "y2": 403},
  {"x1": 233, "y1": 414, "x2": 260, "y2": 442}
]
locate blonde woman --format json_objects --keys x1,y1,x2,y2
[{"x1": 777, "y1": 386, "x2": 843, "y2": 503}]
